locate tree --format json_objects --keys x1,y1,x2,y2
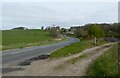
[
  {"x1": 74, "y1": 29, "x2": 88, "y2": 38},
  {"x1": 88, "y1": 25, "x2": 105, "y2": 38},
  {"x1": 88, "y1": 25, "x2": 105, "y2": 45},
  {"x1": 50, "y1": 27, "x2": 60, "y2": 38},
  {"x1": 61, "y1": 28, "x2": 67, "y2": 34},
  {"x1": 45, "y1": 27, "x2": 51, "y2": 31},
  {"x1": 41, "y1": 26, "x2": 44, "y2": 30}
]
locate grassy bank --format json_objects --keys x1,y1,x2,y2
[
  {"x1": 2, "y1": 29, "x2": 66, "y2": 50},
  {"x1": 50, "y1": 39, "x2": 107, "y2": 58},
  {"x1": 50, "y1": 40, "x2": 91, "y2": 58},
  {"x1": 87, "y1": 43, "x2": 118, "y2": 76}
]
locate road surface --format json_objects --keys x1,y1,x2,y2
[{"x1": 2, "y1": 37, "x2": 80, "y2": 66}]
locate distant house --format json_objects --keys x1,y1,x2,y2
[
  {"x1": 12, "y1": 27, "x2": 28, "y2": 30},
  {"x1": 67, "y1": 31, "x2": 74, "y2": 35},
  {"x1": 66, "y1": 29, "x2": 74, "y2": 35}
]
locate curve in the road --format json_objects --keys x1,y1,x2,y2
[{"x1": 2, "y1": 37, "x2": 80, "y2": 66}]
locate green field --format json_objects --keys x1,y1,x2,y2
[
  {"x1": 87, "y1": 43, "x2": 118, "y2": 76},
  {"x1": 2, "y1": 29, "x2": 65, "y2": 50}
]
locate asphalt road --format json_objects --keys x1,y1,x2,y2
[{"x1": 2, "y1": 37, "x2": 80, "y2": 66}]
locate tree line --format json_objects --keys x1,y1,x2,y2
[
  {"x1": 70, "y1": 23, "x2": 120, "y2": 39},
  {"x1": 11, "y1": 23, "x2": 120, "y2": 41},
  {"x1": 44, "y1": 23, "x2": 119, "y2": 40}
]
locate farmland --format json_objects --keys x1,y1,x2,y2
[{"x1": 2, "y1": 29, "x2": 65, "y2": 50}]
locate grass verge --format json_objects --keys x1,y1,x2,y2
[
  {"x1": 50, "y1": 40, "x2": 92, "y2": 58},
  {"x1": 87, "y1": 43, "x2": 119, "y2": 76},
  {"x1": 50, "y1": 39, "x2": 107, "y2": 58}
]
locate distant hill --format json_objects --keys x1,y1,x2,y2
[{"x1": 12, "y1": 27, "x2": 28, "y2": 30}]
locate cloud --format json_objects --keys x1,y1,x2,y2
[{"x1": 2, "y1": 2, "x2": 117, "y2": 29}]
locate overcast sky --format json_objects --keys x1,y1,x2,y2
[{"x1": 1, "y1": 2, "x2": 118, "y2": 29}]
